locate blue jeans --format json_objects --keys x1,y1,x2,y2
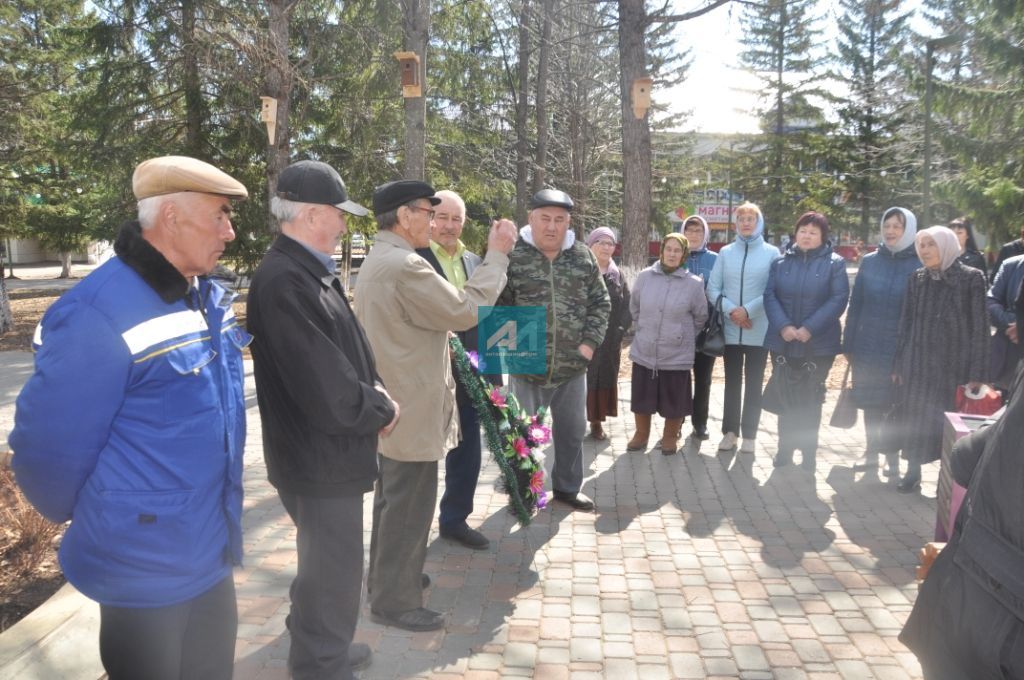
[{"x1": 438, "y1": 397, "x2": 483, "y2": 530}]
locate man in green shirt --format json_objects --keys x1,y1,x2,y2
[{"x1": 416, "y1": 190, "x2": 491, "y2": 549}]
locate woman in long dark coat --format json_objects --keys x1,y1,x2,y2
[
  {"x1": 843, "y1": 207, "x2": 921, "y2": 476},
  {"x1": 585, "y1": 227, "x2": 631, "y2": 440},
  {"x1": 891, "y1": 226, "x2": 989, "y2": 492}
]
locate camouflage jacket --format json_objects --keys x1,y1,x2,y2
[{"x1": 496, "y1": 228, "x2": 610, "y2": 386}]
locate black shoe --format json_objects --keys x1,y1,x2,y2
[
  {"x1": 552, "y1": 490, "x2": 594, "y2": 512},
  {"x1": 348, "y1": 642, "x2": 372, "y2": 671},
  {"x1": 368, "y1": 573, "x2": 429, "y2": 595},
  {"x1": 440, "y1": 523, "x2": 490, "y2": 550},
  {"x1": 773, "y1": 452, "x2": 792, "y2": 468},
  {"x1": 370, "y1": 607, "x2": 445, "y2": 631},
  {"x1": 691, "y1": 426, "x2": 710, "y2": 441},
  {"x1": 897, "y1": 475, "x2": 921, "y2": 493}
]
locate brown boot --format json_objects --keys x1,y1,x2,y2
[
  {"x1": 626, "y1": 413, "x2": 652, "y2": 451},
  {"x1": 661, "y1": 418, "x2": 684, "y2": 455}
]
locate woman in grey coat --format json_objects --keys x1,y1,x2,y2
[
  {"x1": 891, "y1": 226, "x2": 989, "y2": 492},
  {"x1": 626, "y1": 233, "x2": 709, "y2": 454}
]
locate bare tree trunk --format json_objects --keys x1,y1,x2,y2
[
  {"x1": 59, "y1": 252, "x2": 72, "y2": 279},
  {"x1": 402, "y1": 0, "x2": 429, "y2": 180},
  {"x1": 618, "y1": 0, "x2": 652, "y2": 271},
  {"x1": 0, "y1": 270, "x2": 12, "y2": 334},
  {"x1": 514, "y1": 0, "x2": 533, "y2": 226},
  {"x1": 532, "y1": 0, "x2": 554, "y2": 193},
  {"x1": 182, "y1": 0, "x2": 202, "y2": 156},
  {"x1": 265, "y1": 0, "x2": 293, "y2": 232}
]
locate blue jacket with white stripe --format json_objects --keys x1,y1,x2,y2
[{"x1": 10, "y1": 222, "x2": 248, "y2": 608}]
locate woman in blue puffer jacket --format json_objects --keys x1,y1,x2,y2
[
  {"x1": 707, "y1": 202, "x2": 780, "y2": 454},
  {"x1": 677, "y1": 215, "x2": 719, "y2": 442},
  {"x1": 843, "y1": 207, "x2": 920, "y2": 476},
  {"x1": 764, "y1": 211, "x2": 850, "y2": 471}
]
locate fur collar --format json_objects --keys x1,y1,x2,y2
[{"x1": 114, "y1": 221, "x2": 191, "y2": 304}]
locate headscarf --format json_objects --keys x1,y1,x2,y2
[
  {"x1": 660, "y1": 233, "x2": 689, "y2": 274},
  {"x1": 677, "y1": 215, "x2": 710, "y2": 252},
  {"x1": 586, "y1": 226, "x2": 620, "y2": 282},
  {"x1": 880, "y1": 207, "x2": 917, "y2": 253},
  {"x1": 916, "y1": 226, "x2": 961, "y2": 275},
  {"x1": 586, "y1": 226, "x2": 617, "y2": 247},
  {"x1": 735, "y1": 203, "x2": 765, "y2": 243}
]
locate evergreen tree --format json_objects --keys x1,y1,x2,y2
[
  {"x1": 923, "y1": 0, "x2": 1024, "y2": 242},
  {"x1": 739, "y1": 0, "x2": 829, "y2": 235},
  {"x1": 832, "y1": 0, "x2": 915, "y2": 239}
]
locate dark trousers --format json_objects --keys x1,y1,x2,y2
[
  {"x1": 99, "y1": 575, "x2": 236, "y2": 680},
  {"x1": 691, "y1": 352, "x2": 716, "y2": 431},
  {"x1": 439, "y1": 397, "x2": 482, "y2": 531},
  {"x1": 722, "y1": 345, "x2": 769, "y2": 438},
  {"x1": 863, "y1": 407, "x2": 886, "y2": 455},
  {"x1": 368, "y1": 456, "x2": 437, "y2": 614},
  {"x1": 278, "y1": 491, "x2": 364, "y2": 680},
  {"x1": 775, "y1": 355, "x2": 835, "y2": 458}
]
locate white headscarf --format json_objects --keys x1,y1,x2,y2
[
  {"x1": 880, "y1": 207, "x2": 917, "y2": 253},
  {"x1": 916, "y1": 226, "x2": 961, "y2": 274},
  {"x1": 677, "y1": 215, "x2": 710, "y2": 251}
]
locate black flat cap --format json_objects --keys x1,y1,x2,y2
[
  {"x1": 528, "y1": 188, "x2": 574, "y2": 211},
  {"x1": 276, "y1": 160, "x2": 368, "y2": 216},
  {"x1": 372, "y1": 180, "x2": 441, "y2": 215}
]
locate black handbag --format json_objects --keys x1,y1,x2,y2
[
  {"x1": 762, "y1": 355, "x2": 821, "y2": 415},
  {"x1": 829, "y1": 364, "x2": 857, "y2": 429},
  {"x1": 696, "y1": 295, "x2": 725, "y2": 357},
  {"x1": 877, "y1": 399, "x2": 904, "y2": 454}
]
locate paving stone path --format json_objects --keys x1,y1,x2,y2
[{"x1": 234, "y1": 373, "x2": 932, "y2": 680}]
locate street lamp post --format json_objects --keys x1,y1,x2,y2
[{"x1": 923, "y1": 34, "x2": 963, "y2": 228}]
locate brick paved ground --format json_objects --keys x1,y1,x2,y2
[{"x1": 233, "y1": 369, "x2": 934, "y2": 680}]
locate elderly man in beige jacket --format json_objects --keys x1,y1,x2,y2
[{"x1": 354, "y1": 180, "x2": 517, "y2": 632}]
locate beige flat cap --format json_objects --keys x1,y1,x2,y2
[{"x1": 133, "y1": 156, "x2": 248, "y2": 200}]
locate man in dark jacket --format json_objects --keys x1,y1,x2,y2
[
  {"x1": 899, "y1": 358, "x2": 1024, "y2": 678},
  {"x1": 994, "y1": 223, "x2": 1024, "y2": 272},
  {"x1": 247, "y1": 160, "x2": 399, "y2": 680},
  {"x1": 415, "y1": 189, "x2": 492, "y2": 550}
]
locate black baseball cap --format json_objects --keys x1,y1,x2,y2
[
  {"x1": 276, "y1": 160, "x2": 368, "y2": 216},
  {"x1": 372, "y1": 180, "x2": 441, "y2": 215},
  {"x1": 528, "y1": 188, "x2": 574, "y2": 211}
]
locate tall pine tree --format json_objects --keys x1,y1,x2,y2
[
  {"x1": 739, "y1": 0, "x2": 828, "y2": 235},
  {"x1": 832, "y1": 0, "x2": 915, "y2": 238}
]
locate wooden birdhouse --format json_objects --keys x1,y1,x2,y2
[
  {"x1": 259, "y1": 96, "x2": 278, "y2": 145},
  {"x1": 631, "y1": 77, "x2": 653, "y2": 119},
  {"x1": 393, "y1": 51, "x2": 422, "y2": 98}
]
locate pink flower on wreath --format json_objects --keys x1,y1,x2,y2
[
  {"x1": 489, "y1": 387, "x2": 507, "y2": 408},
  {"x1": 528, "y1": 423, "x2": 551, "y2": 445},
  {"x1": 529, "y1": 469, "x2": 544, "y2": 494},
  {"x1": 513, "y1": 437, "x2": 530, "y2": 458}
]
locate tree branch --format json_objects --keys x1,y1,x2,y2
[{"x1": 649, "y1": 0, "x2": 750, "y2": 25}]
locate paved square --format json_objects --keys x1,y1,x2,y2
[{"x1": 234, "y1": 369, "x2": 932, "y2": 679}]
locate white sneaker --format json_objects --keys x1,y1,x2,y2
[
  {"x1": 739, "y1": 438, "x2": 756, "y2": 454},
  {"x1": 718, "y1": 432, "x2": 738, "y2": 451}
]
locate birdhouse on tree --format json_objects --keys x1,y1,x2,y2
[
  {"x1": 259, "y1": 96, "x2": 278, "y2": 145},
  {"x1": 393, "y1": 51, "x2": 422, "y2": 98},
  {"x1": 631, "y1": 77, "x2": 653, "y2": 119}
]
